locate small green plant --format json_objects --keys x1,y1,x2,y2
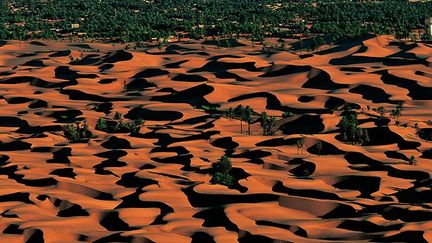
[
  {"x1": 92, "y1": 103, "x2": 100, "y2": 110},
  {"x1": 158, "y1": 40, "x2": 164, "y2": 51},
  {"x1": 123, "y1": 81, "x2": 127, "y2": 92},
  {"x1": 95, "y1": 117, "x2": 109, "y2": 131},
  {"x1": 408, "y1": 155, "x2": 416, "y2": 165},
  {"x1": 211, "y1": 155, "x2": 234, "y2": 187},
  {"x1": 113, "y1": 112, "x2": 123, "y2": 120},
  {"x1": 201, "y1": 104, "x2": 220, "y2": 113},
  {"x1": 376, "y1": 106, "x2": 386, "y2": 119},
  {"x1": 282, "y1": 111, "x2": 294, "y2": 118},
  {"x1": 62, "y1": 120, "x2": 93, "y2": 142},
  {"x1": 122, "y1": 118, "x2": 144, "y2": 133},
  {"x1": 96, "y1": 112, "x2": 144, "y2": 133},
  {"x1": 212, "y1": 172, "x2": 234, "y2": 186},
  {"x1": 316, "y1": 140, "x2": 322, "y2": 156},
  {"x1": 296, "y1": 138, "x2": 305, "y2": 155}
]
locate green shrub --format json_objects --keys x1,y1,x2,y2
[
  {"x1": 212, "y1": 172, "x2": 234, "y2": 186},
  {"x1": 376, "y1": 106, "x2": 386, "y2": 118},
  {"x1": 96, "y1": 117, "x2": 109, "y2": 131},
  {"x1": 212, "y1": 155, "x2": 232, "y2": 174},
  {"x1": 211, "y1": 155, "x2": 234, "y2": 187},
  {"x1": 120, "y1": 118, "x2": 144, "y2": 133},
  {"x1": 201, "y1": 104, "x2": 221, "y2": 113},
  {"x1": 296, "y1": 138, "x2": 305, "y2": 154},
  {"x1": 409, "y1": 155, "x2": 416, "y2": 165},
  {"x1": 96, "y1": 112, "x2": 143, "y2": 133},
  {"x1": 113, "y1": 112, "x2": 123, "y2": 120},
  {"x1": 316, "y1": 140, "x2": 323, "y2": 156},
  {"x1": 282, "y1": 111, "x2": 294, "y2": 118},
  {"x1": 96, "y1": 116, "x2": 144, "y2": 133},
  {"x1": 62, "y1": 120, "x2": 93, "y2": 142},
  {"x1": 224, "y1": 107, "x2": 235, "y2": 119}
]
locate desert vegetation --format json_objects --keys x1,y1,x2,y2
[
  {"x1": 339, "y1": 108, "x2": 370, "y2": 145},
  {"x1": 390, "y1": 102, "x2": 404, "y2": 125},
  {"x1": 224, "y1": 105, "x2": 255, "y2": 134},
  {"x1": 296, "y1": 138, "x2": 305, "y2": 155},
  {"x1": 1, "y1": 0, "x2": 431, "y2": 43},
  {"x1": 62, "y1": 120, "x2": 93, "y2": 142},
  {"x1": 95, "y1": 112, "x2": 144, "y2": 133},
  {"x1": 409, "y1": 155, "x2": 417, "y2": 165},
  {"x1": 210, "y1": 155, "x2": 234, "y2": 187},
  {"x1": 260, "y1": 112, "x2": 277, "y2": 136}
]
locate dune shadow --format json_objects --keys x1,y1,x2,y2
[
  {"x1": 281, "y1": 115, "x2": 325, "y2": 135},
  {"x1": 349, "y1": 84, "x2": 393, "y2": 103},
  {"x1": 377, "y1": 70, "x2": 432, "y2": 100},
  {"x1": 125, "y1": 107, "x2": 183, "y2": 121},
  {"x1": 151, "y1": 83, "x2": 214, "y2": 107}
]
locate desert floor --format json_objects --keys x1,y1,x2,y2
[{"x1": 0, "y1": 36, "x2": 431, "y2": 242}]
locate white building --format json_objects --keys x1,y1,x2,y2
[{"x1": 426, "y1": 17, "x2": 432, "y2": 36}]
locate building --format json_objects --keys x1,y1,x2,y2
[{"x1": 426, "y1": 17, "x2": 432, "y2": 36}]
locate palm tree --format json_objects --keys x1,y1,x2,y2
[
  {"x1": 296, "y1": 138, "x2": 305, "y2": 155},
  {"x1": 233, "y1": 105, "x2": 244, "y2": 134},
  {"x1": 408, "y1": 155, "x2": 416, "y2": 165},
  {"x1": 267, "y1": 116, "x2": 276, "y2": 135},
  {"x1": 260, "y1": 112, "x2": 268, "y2": 135},
  {"x1": 243, "y1": 106, "x2": 253, "y2": 135},
  {"x1": 316, "y1": 140, "x2": 323, "y2": 156},
  {"x1": 260, "y1": 112, "x2": 276, "y2": 136},
  {"x1": 390, "y1": 101, "x2": 404, "y2": 124},
  {"x1": 158, "y1": 39, "x2": 164, "y2": 51},
  {"x1": 376, "y1": 106, "x2": 386, "y2": 118},
  {"x1": 225, "y1": 108, "x2": 235, "y2": 119}
]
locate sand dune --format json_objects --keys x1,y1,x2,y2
[{"x1": 0, "y1": 36, "x2": 431, "y2": 242}]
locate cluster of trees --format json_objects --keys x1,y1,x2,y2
[
  {"x1": 260, "y1": 112, "x2": 277, "y2": 136},
  {"x1": 210, "y1": 155, "x2": 234, "y2": 187},
  {"x1": 225, "y1": 105, "x2": 277, "y2": 136},
  {"x1": 96, "y1": 112, "x2": 144, "y2": 133},
  {"x1": 339, "y1": 102, "x2": 408, "y2": 145},
  {"x1": 1, "y1": 0, "x2": 431, "y2": 42},
  {"x1": 313, "y1": 1, "x2": 432, "y2": 41},
  {"x1": 370, "y1": 102, "x2": 404, "y2": 126},
  {"x1": 62, "y1": 112, "x2": 144, "y2": 142},
  {"x1": 390, "y1": 102, "x2": 404, "y2": 125},
  {"x1": 226, "y1": 105, "x2": 254, "y2": 135},
  {"x1": 62, "y1": 120, "x2": 93, "y2": 142},
  {"x1": 339, "y1": 108, "x2": 370, "y2": 145}
]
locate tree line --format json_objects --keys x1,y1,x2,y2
[{"x1": 0, "y1": 0, "x2": 431, "y2": 43}]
